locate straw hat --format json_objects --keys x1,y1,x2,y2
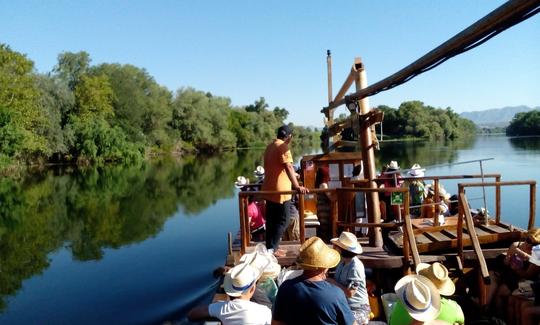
[
  {"x1": 426, "y1": 183, "x2": 450, "y2": 200},
  {"x1": 395, "y1": 274, "x2": 441, "y2": 322},
  {"x1": 234, "y1": 176, "x2": 249, "y2": 189},
  {"x1": 529, "y1": 245, "x2": 540, "y2": 266},
  {"x1": 528, "y1": 228, "x2": 540, "y2": 245},
  {"x1": 416, "y1": 262, "x2": 455, "y2": 296},
  {"x1": 223, "y1": 263, "x2": 260, "y2": 297},
  {"x1": 331, "y1": 231, "x2": 363, "y2": 254},
  {"x1": 239, "y1": 251, "x2": 281, "y2": 280},
  {"x1": 387, "y1": 161, "x2": 400, "y2": 171},
  {"x1": 296, "y1": 237, "x2": 340, "y2": 270},
  {"x1": 254, "y1": 166, "x2": 265, "y2": 178},
  {"x1": 408, "y1": 163, "x2": 425, "y2": 178}
]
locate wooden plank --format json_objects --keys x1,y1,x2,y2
[
  {"x1": 483, "y1": 224, "x2": 509, "y2": 234},
  {"x1": 473, "y1": 226, "x2": 492, "y2": 237},
  {"x1": 415, "y1": 234, "x2": 433, "y2": 245},
  {"x1": 424, "y1": 231, "x2": 452, "y2": 243}
]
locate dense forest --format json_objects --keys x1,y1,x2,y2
[
  {"x1": 0, "y1": 44, "x2": 319, "y2": 171},
  {"x1": 373, "y1": 101, "x2": 477, "y2": 140},
  {"x1": 506, "y1": 110, "x2": 540, "y2": 136}
]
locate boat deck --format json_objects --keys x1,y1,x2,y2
[{"x1": 388, "y1": 216, "x2": 524, "y2": 253}]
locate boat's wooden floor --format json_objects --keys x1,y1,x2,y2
[
  {"x1": 230, "y1": 239, "x2": 508, "y2": 269},
  {"x1": 388, "y1": 217, "x2": 523, "y2": 253}
]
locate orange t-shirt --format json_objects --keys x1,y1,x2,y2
[{"x1": 262, "y1": 139, "x2": 293, "y2": 203}]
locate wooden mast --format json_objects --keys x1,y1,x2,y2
[{"x1": 354, "y1": 58, "x2": 383, "y2": 247}]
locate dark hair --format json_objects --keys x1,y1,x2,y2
[
  {"x1": 315, "y1": 166, "x2": 330, "y2": 188},
  {"x1": 340, "y1": 249, "x2": 358, "y2": 258},
  {"x1": 277, "y1": 125, "x2": 293, "y2": 140}
]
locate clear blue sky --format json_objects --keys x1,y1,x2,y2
[{"x1": 1, "y1": 0, "x2": 539, "y2": 127}]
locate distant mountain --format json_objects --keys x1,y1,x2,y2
[{"x1": 460, "y1": 105, "x2": 540, "y2": 128}]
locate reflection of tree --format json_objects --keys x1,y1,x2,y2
[
  {"x1": 0, "y1": 144, "x2": 322, "y2": 311},
  {"x1": 376, "y1": 138, "x2": 475, "y2": 171},
  {"x1": 509, "y1": 136, "x2": 540, "y2": 152}
]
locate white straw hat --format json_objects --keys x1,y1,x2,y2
[
  {"x1": 395, "y1": 274, "x2": 441, "y2": 322},
  {"x1": 254, "y1": 166, "x2": 265, "y2": 177},
  {"x1": 387, "y1": 161, "x2": 400, "y2": 171},
  {"x1": 408, "y1": 163, "x2": 425, "y2": 178},
  {"x1": 416, "y1": 262, "x2": 455, "y2": 296},
  {"x1": 234, "y1": 176, "x2": 249, "y2": 189},
  {"x1": 223, "y1": 263, "x2": 259, "y2": 297},
  {"x1": 330, "y1": 231, "x2": 363, "y2": 254},
  {"x1": 530, "y1": 245, "x2": 540, "y2": 266},
  {"x1": 240, "y1": 251, "x2": 281, "y2": 280}
]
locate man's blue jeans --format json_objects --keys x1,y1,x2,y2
[{"x1": 265, "y1": 200, "x2": 292, "y2": 251}]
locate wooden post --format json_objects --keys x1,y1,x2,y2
[
  {"x1": 457, "y1": 186, "x2": 464, "y2": 266},
  {"x1": 355, "y1": 57, "x2": 383, "y2": 247},
  {"x1": 299, "y1": 193, "x2": 306, "y2": 243},
  {"x1": 529, "y1": 183, "x2": 536, "y2": 230},
  {"x1": 327, "y1": 50, "x2": 333, "y2": 105},
  {"x1": 403, "y1": 190, "x2": 420, "y2": 272},
  {"x1": 239, "y1": 195, "x2": 247, "y2": 254},
  {"x1": 433, "y1": 179, "x2": 440, "y2": 226},
  {"x1": 496, "y1": 175, "x2": 501, "y2": 223}
]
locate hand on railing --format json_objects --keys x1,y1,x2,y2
[{"x1": 295, "y1": 185, "x2": 309, "y2": 194}]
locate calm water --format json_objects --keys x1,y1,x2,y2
[{"x1": 0, "y1": 136, "x2": 539, "y2": 324}]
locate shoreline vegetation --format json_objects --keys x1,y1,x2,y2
[
  {"x1": 0, "y1": 44, "x2": 320, "y2": 174},
  {"x1": 1, "y1": 43, "x2": 501, "y2": 176}
]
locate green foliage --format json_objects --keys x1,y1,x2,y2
[
  {"x1": 506, "y1": 110, "x2": 540, "y2": 136},
  {"x1": 375, "y1": 101, "x2": 476, "y2": 140},
  {"x1": 53, "y1": 51, "x2": 90, "y2": 91}
]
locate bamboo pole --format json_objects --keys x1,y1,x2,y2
[
  {"x1": 355, "y1": 57, "x2": 382, "y2": 247},
  {"x1": 299, "y1": 193, "x2": 306, "y2": 243},
  {"x1": 327, "y1": 50, "x2": 333, "y2": 105},
  {"x1": 496, "y1": 175, "x2": 501, "y2": 223}
]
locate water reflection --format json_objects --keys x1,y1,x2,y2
[
  {"x1": 0, "y1": 149, "x2": 284, "y2": 312},
  {"x1": 377, "y1": 138, "x2": 475, "y2": 170},
  {"x1": 509, "y1": 136, "x2": 540, "y2": 152}
]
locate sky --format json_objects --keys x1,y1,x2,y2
[{"x1": 1, "y1": 0, "x2": 539, "y2": 127}]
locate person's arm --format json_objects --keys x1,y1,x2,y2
[
  {"x1": 327, "y1": 277, "x2": 356, "y2": 298},
  {"x1": 187, "y1": 305, "x2": 211, "y2": 322},
  {"x1": 285, "y1": 162, "x2": 308, "y2": 194}
]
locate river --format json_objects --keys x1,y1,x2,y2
[{"x1": 0, "y1": 135, "x2": 539, "y2": 324}]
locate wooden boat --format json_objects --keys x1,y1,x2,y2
[{"x1": 207, "y1": 1, "x2": 540, "y2": 323}]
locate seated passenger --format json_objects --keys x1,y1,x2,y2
[
  {"x1": 389, "y1": 274, "x2": 442, "y2": 325},
  {"x1": 272, "y1": 236, "x2": 357, "y2": 325},
  {"x1": 487, "y1": 228, "x2": 540, "y2": 319},
  {"x1": 248, "y1": 195, "x2": 266, "y2": 242},
  {"x1": 416, "y1": 262, "x2": 464, "y2": 324},
  {"x1": 188, "y1": 263, "x2": 271, "y2": 325},
  {"x1": 329, "y1": 231, "x2": 371, "y2": 324},
  {"x1": 402, "y1": 163, "x2": 426, "y2": 217}
]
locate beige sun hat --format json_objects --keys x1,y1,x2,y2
[
  {"x1": 254, "y1": 166, "x2": 265, "y2": 178},
  {"x1": 416, "y1": 262, "x2": 455, "y2": 296},
  {"x1": 239, "y1": 251, "x2": 281, "y2": 280},
  {"x1": 296, "y1": 237, "x2": 340, "y2": 270},
  {"x1": 223, "y1": 263, "x2": 260, "y2": 297},
  {"x1": 330, "y1": 231, "x2": 363, "y2": 254},
  {"x1": 395, "y1": 274, "x2": 441, "y2": 322},
  {"x1": 234, "y1": 176, "x2": 249, "y2": 189}
]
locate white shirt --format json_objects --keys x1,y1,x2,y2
[{"x1": 208, "y1": 299, "x2": 272, "y2": 325}]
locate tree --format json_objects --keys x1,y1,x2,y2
[
  {"x1": 245, "y1": 97, "x2": 269, "y2": 113},
  {"x1": 53, "y1": 51, "x2": 90, "y2": 91}
]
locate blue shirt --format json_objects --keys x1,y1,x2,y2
[
  {"x1": 334, "y1": 256, "x2": 369, "y2": 308},
  {"x1": 273, "y1": 276, "x2": 355, "y2": 325}
]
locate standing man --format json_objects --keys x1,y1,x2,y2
[{"x1": 262, "y1": 125, "x2": 308, "y2": 257}]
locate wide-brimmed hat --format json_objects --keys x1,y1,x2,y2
[
  {"x1": 331, "y1": 231, "x2": 363, "y2": 254},
  {"x1": 223, "y1": 263, "x2": 260, "y2": 297},
  {"x1": 416, "y1": 262, "x2": 455, "y2": 296},
  {"x1": 395, "y1": 274, "x2": 441, "y2": 322},
  {"x1": 239, "y1": 251, "x2": 281, "y2": 280},
  {"x1": 528, "y1": 228, "x2": 540, "y2": 245},
  {"x1": 234, "y1": 176, "x2": 249, "y2": 189},
  {"x1": 387, "y1": 161, "x2": 400, "y2": 171},
  {"x1": 408, "y1": 163, "x2": 425, "y2": 178},
  {"x1": 426, "y1": 183, "x2": 450, "y2": 200},
  {"x1": 530, "y1": 245, "x2": 540, "y2": 266},
  {"x1": 296, "y1": 237, "x2": 340, "y2": 270},
  {"x1": 253, "y1": 166, "x2": 265, "y2": 178}
]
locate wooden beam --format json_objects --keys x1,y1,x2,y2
[{"x1": 461, "y1": 193, "x2": 490, "y2": 284}]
